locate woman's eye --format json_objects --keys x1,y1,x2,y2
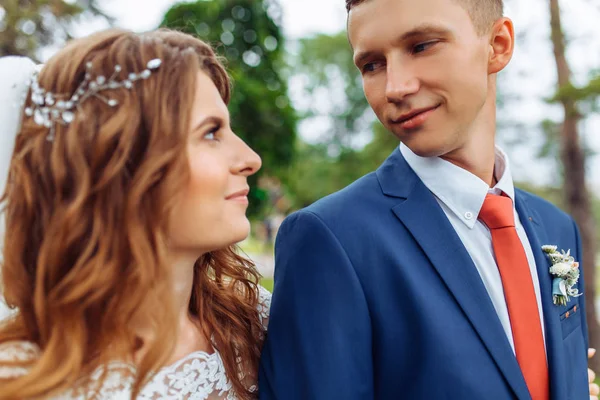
[{"x1": 204, "y1": 127, "x2": 220, "y2": 141}]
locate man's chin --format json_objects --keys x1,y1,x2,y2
[{"x1": 401, "y1": 139, "x2": 450, "y2": 159}]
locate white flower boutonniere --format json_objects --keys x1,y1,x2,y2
[{"x1": 542, "y1": 245, "x2": 582, "y2": 306}]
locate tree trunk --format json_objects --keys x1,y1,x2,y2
[{"x1": 549, "y1": 0, "x2": 600, "y2": 370}]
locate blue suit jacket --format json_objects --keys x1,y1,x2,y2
[{"x1": 259, "y1": 149, "x2": 589, "y2": 399}]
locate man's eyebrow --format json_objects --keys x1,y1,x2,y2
[
  {"x1": 398, "y1": 23, "x2": 453, "y2": 42},
  {"x1": 354, "y1": 50, "x2": 376, "y2": 67}
]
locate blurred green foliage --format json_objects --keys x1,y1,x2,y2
[
  {"x1": 284, "y1": 123, "x2": 398, "y2": 209},
  {"x1": 0, "y1": 0, "x2": 110, "y2": 59},
  {"x1": 550, "y1": 74, "x2": 600, "y2": 110},
  {"x1": 295, "y1": 32, "x2": 369, "y2": 142},
  {"x1": 260, "y1": 277, "x2": 273, "y2": 293}
]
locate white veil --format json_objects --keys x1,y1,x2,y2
[{"x1": 0, "y1": 56, "x2": 37, "y2": 319}]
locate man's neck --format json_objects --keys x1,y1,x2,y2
[
  {"x1": 440, "y1": 87, "x2": 498, "y2": 187},
  {"x1": 439, "y1": 138, "x2": 497, "y2": 187}
]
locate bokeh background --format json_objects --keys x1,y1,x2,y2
[{"x1": 1, "y1": 0, "x2": 600, "y2": 368}]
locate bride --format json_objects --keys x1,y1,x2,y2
[{"x1": 0, "y1": 28, "x2": 269, "y2": 399}]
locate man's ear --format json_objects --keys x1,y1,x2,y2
[{"x1": 488, "y1": 17, "x2": 515, "y2": 74}]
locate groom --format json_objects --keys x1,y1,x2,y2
[{"x1": 259, "y1": 0, "x2": 590, "y2": 399}]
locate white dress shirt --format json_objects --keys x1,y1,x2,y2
[{"x1": 400, "y1": 144, "x2": 546, "y2": 353}]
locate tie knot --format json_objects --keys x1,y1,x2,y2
[{"x1": 478, "y1": 194, "x2": 515, "y2": 229}]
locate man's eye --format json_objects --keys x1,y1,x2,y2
[
  {"x1": 412, "y1": 41, "x2": 437, "y2": 54},
  {"x1": 362, "y1": 61, "x2": 382, "y2": 73}
]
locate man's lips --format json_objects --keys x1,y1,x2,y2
[{"x1": 392, "y1": 105, "x2": 440, "y2": 125}]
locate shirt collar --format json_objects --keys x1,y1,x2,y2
[{"x1": 400, "y1": 143, "x2": 516, "y2": 229}]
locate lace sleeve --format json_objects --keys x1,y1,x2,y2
[
  {"x1": 257, "y1": 286, "x2": 271, "y2": 331},
  {"x1": 68, "y1": 362, "x2": 135, "y2": 400},
  {"x1": 0, "y1": 342, "x2": 134, "y2": 400},
  {"x1": 0, "y1": 341, "x2": 40, "y2": 379}
]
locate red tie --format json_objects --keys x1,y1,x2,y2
[{"x1": 478, "y1": 194, "x2": 549, "y2": 400}]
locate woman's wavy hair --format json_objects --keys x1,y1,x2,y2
[{"x1": 0, "y1": 29, "x2": 263, "y2": 399}]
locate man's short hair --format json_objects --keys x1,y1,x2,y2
[{"x1": 345, "y1": 0, "x2": 504, "y2": 35}]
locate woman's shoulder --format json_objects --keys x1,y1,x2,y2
[
  {"x1": 257, "y1": 285, "x2": 271, "y2": 330},
  {"x1": 0, "y1": 340, "x2": 40, "y2": 359},
  {"x1": 0, "y1": 340, "x2": 134, "y2": 398},
  {"x1": 0, "y1": 340, "x2": 40, "y2": 378}
]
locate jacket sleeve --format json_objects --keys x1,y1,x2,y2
[{"x1": 258, "y1": 210, "x2": 374, "y2": 400}]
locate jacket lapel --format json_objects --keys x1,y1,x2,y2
[
  {"x1": 515, "y1": 192, "x2": 568, "y2": 400},
  {"x1": 377, "y1": 150, "x2": 531, "y2": 399}
]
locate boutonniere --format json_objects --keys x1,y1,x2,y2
[{"x1": 542, "y1": 245, "x2": 582, "y2": 306}]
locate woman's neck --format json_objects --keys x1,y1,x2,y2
[
  {"x1": 166, "y1": 251, "x2": 213, "y2": 364},
  {"x1": 169, "y1": 252, "x2": 197, "y2": 321}
]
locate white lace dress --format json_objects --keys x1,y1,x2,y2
[{"x1": 0, "y1": 286, "x2": 271, "y2": 400}]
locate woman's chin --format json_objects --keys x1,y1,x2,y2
[{"x1": 230, "y1": 220, "x2": 251, "y2": 245}]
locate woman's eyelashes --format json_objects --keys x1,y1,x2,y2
[{"x1": 204, "y1": 124, "x2": 222, "y2": 141}]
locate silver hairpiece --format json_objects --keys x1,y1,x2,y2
[{"x1": 24, "y1": 58, "x2": 162, "y2": 141}]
